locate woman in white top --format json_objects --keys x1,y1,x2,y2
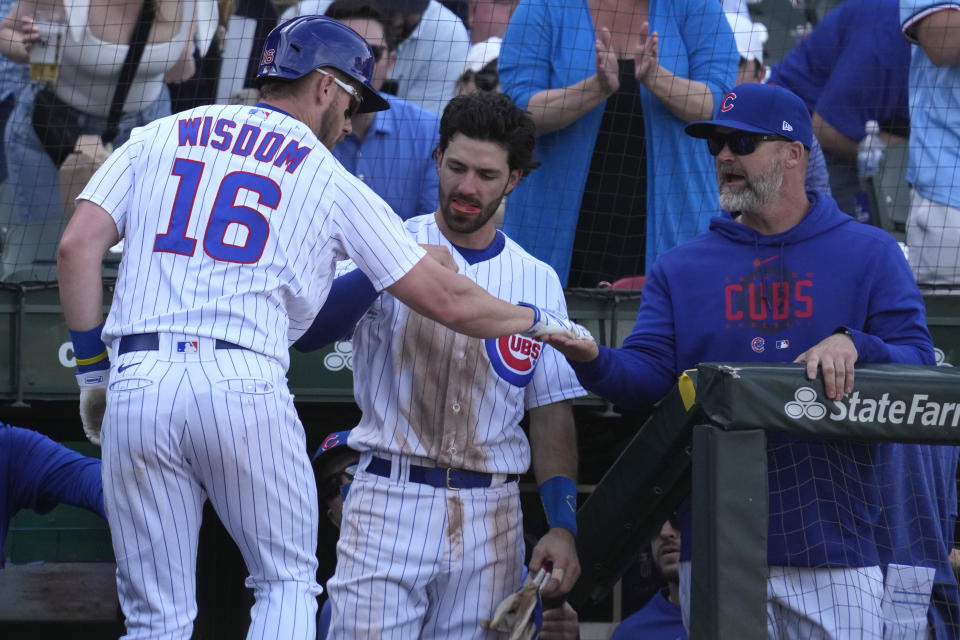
[{"x1": 0, "y1": 0, "x2": 197, "y2": 279}]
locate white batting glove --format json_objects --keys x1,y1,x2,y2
[
  {"x1": 519, "y1": 302, "x2": 594, "y2": 341},
  {"x1": 76, "y1": 370, "x2": 109, "y2": 446}
]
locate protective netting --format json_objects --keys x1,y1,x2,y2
[{"x1": 0, "y1": 0, "x2": 953, "y2": 290}]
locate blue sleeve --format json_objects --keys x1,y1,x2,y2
[
  {"x1": 318, "y1": 597, "x2": 331, "y2": 639},
  {"x1": 292, "y1": 269, "x2": 379, "y2": 352},
  {"x1": 570, "y1": 263, "x2": 679, "y2": 409},
  {"x1": 813, "y1": 8, "x2": 910, "y2": 141},
  {"x1": 3, "y1": 425, "x2": 104, "y2": 519},
  {"x1": 499, "y1": 0, "x2": 555, "y2": 111},
  {"x1": 677, "y1": 0, "x2": 739, "y2": 112},
  {"x1": 806, "y1": 138, "x2": 832, "y2": 195},
  {"x1": 850, "y1": 238, "x2": 935, "y2": 365}
]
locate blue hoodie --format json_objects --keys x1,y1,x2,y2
[{"x1": 572, "y1": 192, "x2": 937, "y2": 568}]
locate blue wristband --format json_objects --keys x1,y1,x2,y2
[
  {"x1": 516, "y1": 301, "x2": 540, "y2": 331},
  {"x1": 540, "y1": 475, "x2": 578, "y2": 535},
  {"x1": 69, "y1": 324, "x2": 110, "y2": 373}
]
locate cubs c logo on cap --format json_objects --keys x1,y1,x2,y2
[
  {"x1": 720, "y1": 92, "x2": 737, "y2": 112},
  {"x1": 321, "y1": 432, "x2": 343, "y2": 451},
  {"x1": 485, "y1": 335, "x2": 542, "y2": 387}
]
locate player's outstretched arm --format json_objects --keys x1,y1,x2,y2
[
  {"x1": 295, "y1": 244, "x2": 461, "y2": 352},
  {"x1": 386, "y1": 255, "x2": 587, "y2": 340},
  {"x1": 528, "y1": 401, "x2": 581, "y2": 598}
]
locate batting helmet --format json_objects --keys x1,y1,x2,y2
[{"x1": 256, "y1": 15, "x2": 389, "y2": 114}]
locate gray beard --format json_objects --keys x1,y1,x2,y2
[{"x1": 718, "y1": 160, "x2": 783, "y2": 212}]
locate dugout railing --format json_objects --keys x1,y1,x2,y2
[{"x1": 569, "y1": 361, "x2": 960, "y2": 640}]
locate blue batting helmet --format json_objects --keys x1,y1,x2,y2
[{"x1": 256, "y1": 15, "x2": 389, "y2": 114}]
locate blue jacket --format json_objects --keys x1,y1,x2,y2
[
  {"x1": 572, "y1": 192, "x2": 935, "y2": 567},
  {"x1": 875, "y1": 442, "x2": 960, "y2": 638},
  {"x1": 610, "y1": 590, "x2": 687, "y2": 640},
  {"x1": 332, "y1": 93, "x2": 439, "y2": 221},
  {"x1": 0, "y1": 423, "x2": 104, "y2": 566},
  {"x1": 769, "y1": 0, "x2": 910, "y2": 141},
  {"x1": 499, "y1": 0, "x2": 737, "y2": 284}
]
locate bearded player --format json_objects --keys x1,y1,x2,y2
[{"x1": 294, "y1": 91, "x2": 586, "y2": 639}]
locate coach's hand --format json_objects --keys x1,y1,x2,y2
[
  {"x1": 419, "y1": 243, "x2": 459, "y2": 273},
  {"x1": 794, "y1": 330, "x2": 858, "y2": 401},
  {"x1": 539, "y1": 332, "x2": 600, "y2": 363},
  {"x1": 519, "y1": 302, "x2": 593, "y2": 341},
  {"x1": 530, "y1": 528, "x2": 580, "y2": 599},
  {"x1": 77, "y1": 371, "x2": 109, "y2": 446}
]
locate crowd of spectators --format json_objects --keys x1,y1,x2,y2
[{"x1": 0, "y1": 0, "x2": 954, "y2": 288}]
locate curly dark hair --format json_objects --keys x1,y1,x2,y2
[{"x1": 436, "y1": 92, "x2": 540, "y2": 175}]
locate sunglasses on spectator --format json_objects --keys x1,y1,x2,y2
[
  {"x1": 370, "y1": 45, "x2": 386, "y2": 62},
  {"x1": 706, "y1": 131, "x2": 791, "y2": 156},
  {"x1": 459, "y1": 69, "x2": 498, "y2": 92},
  {"x1": 315, "y1": 68, "x2": 362, "y2": 117},
  {"x1": 474, "y1": 69, "x2": 498, "y2": 92}
]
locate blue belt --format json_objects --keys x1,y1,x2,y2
[
  {"x1": 118, "y1": 333, "x2": 246, "y2": 355},
  {"x1": 367, "y1": 456, "x2": 519, "y2": 490}
]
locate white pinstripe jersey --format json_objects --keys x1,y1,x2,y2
[
  {"x1": 79, "y1": 103, "x2": 426, "y2": 369},
  {"x1": 346, "y1": 214, "x2": 586, "y2": 474}
]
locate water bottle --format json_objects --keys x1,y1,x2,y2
[{"x1": 853, "y1": 120, "x2": 885, "y2": 224}]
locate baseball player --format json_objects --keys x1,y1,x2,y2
[
  {"x1": 295, "y1": 91, "x2": 586, "y2": 639},
  {"x1": 55, "y1": 15, "x2": 591, "y2": 639}
]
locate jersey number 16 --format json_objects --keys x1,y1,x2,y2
[{"x1": 154, "y1": 158, "x2": 279, "y2": 263}]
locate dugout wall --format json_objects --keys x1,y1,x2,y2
[{"x1": 570, "y1": 361, "x2": 960, "y2": 639}]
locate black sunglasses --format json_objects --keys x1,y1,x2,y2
[
  {"x1": 315, "y1": 69, "x2": 363, "y2": 117},
  {"x1": 706, "y1": 131, "x2": 790, "y2": 156},
  {"x1": 475, "y1": 69, "x2": 498, "y2": 92},
  {"x1": 370, "y1": 45, "x2": 386, "y2": 62},
  {"x1": 460, "y1": 69, "x2": 499, "y2": 92}
]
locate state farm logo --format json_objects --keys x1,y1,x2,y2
[
  {"x1": 784, "y1": 386, "x2": 960, "y2": 427},
  {"x1": 785, "y1": 387, "x2": 827, "y2": 420},
  {"x1": 324, "y1": 341, "x2": 353, "y2": 372},
  {"x1": 935, "y1": 348, "x2": 953, "y2": 367},
  {"x1": 485, "y1": 335, "x2": 542, "y2": 387}
]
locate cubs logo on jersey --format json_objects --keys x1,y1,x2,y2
[{"x1": 484, "y1": 334, "x2": 542, "y2": 387}]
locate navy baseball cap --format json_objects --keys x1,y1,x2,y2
[
  {"x1": 312, "y1": 429, "x2": 355, "y2": 465},
  {"x1": 685, "y1": 83, "x2": 812, "y2": 149}
]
